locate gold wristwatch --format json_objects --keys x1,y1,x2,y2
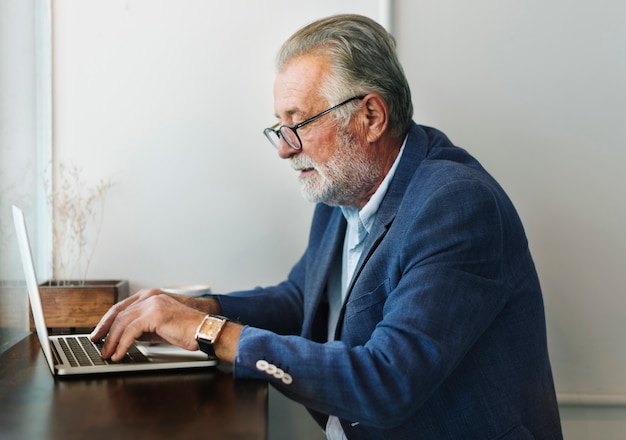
[{"x1": 195, "y1": 314, "x2": 229, "y2": 357}]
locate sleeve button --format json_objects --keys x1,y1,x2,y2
[{"x1": 256, "y1": 360, "x2": 269, "y2": 371}]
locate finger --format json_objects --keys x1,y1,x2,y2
[
  {"x1": 99, "y1": 302, "x2": 147, "y2": 360},
  {"x1": 100, "y1": 293, "x2": 166, "y2": 359},
  {"x1": 98, "y1": 309, "x2": 125, "y2": 359},
  {"x1": 90, "y1": 301, "x2": 125, "y2": 342},
  {"x1": 89, "y1": 288, "x2": 159, "y2": 341},
  {"x1": 110, "y1": 320, "x2": 146, "y2": 362}
]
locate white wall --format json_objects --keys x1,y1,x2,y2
[
  {"x1": 51, "y1": 0, "x2": 626, "y2": 438},
  {"x1": 52, "y1": 0, "x2": 380, "y2": 293}
]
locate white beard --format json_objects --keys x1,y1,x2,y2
[{"x1": 290, "y1": 129, "x2": 379, "y2": 207}]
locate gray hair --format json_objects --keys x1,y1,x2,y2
[{"x1": 276, "y1": 14, "x2": 413, "y2": 138}]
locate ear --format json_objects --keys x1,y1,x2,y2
[{"x1": 359, "y1": 94, "x2": 389, "y2": 143}]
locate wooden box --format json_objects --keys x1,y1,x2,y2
[{"x1": 30, "y1": 280, "x2": 129, "y2": 331}]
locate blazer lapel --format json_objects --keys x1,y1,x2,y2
[{"x1": 334, "y1": 123, "x2": 429, "y2": 338}]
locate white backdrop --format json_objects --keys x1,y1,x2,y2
[
  {"x1": 52, "y1": 0, "x2": 380, "y2": 293},
  {"x1": 51, "y1": 1, "x2": 626, "y2": 438}
]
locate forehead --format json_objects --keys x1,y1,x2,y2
[{"x1": 273, "y1": 54, "x2": 330, "y2": 117}]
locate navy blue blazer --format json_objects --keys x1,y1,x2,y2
[{"x1": 218, "y1": 122, "x2": 562, "y2": 439}]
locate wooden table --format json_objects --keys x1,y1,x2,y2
[{"x1": 0, "y1": 329, "x2": 267, "y2": 440}]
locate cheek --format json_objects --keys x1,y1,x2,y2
[{"x1": 301, "y1": 127, "x2": 338, "y2": 164}]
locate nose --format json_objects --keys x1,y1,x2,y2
[{"x1": 277, "y1": 138, "x2": 299, "y2": 160}]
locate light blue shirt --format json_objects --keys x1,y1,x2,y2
[{"x1": 326, "y1": 139, "x2": 406, "y2": 440}]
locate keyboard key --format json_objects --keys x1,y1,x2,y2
[
  {"x1": 78, "y1": 337, "x2": 106, "y2": 365},
  {"x1": 58, "y1": 338, "x2": 78, "y2": 367},
  {"x1": 65, "y1": 337, "x2": 91, "y2": 367}
]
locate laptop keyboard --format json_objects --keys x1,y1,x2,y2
[{"x1": 58, "y1": 336, "x2": 149, "y2": 367}]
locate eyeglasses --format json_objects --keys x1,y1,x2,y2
[{"x1": 263, "y1": 96, "x2": 365, "y2": 150}]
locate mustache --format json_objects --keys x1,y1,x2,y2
[{"x1": 290, "y1": 155, "x2": 318, "y2": 171}]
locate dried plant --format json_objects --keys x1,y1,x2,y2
[{"x1": 46, "y1": 162, "x2": 115, "y2": 286}]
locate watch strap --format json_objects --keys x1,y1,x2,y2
[{"x1": 197, "y1": 337, "x2": 217, "y2": 357}]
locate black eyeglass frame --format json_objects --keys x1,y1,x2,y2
[{"x1": 263, "y1": 95, "x2": 365, "y2": 150}]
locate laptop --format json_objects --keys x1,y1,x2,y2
[{"x1": 12, "y1": 205, "x2": 219, "y2": 376}]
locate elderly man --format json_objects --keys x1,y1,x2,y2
[{"x1": 92, "y1": 14, "x2": 562, "y2": 439}]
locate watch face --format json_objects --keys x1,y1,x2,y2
[
  {"x1": 197, "y1": 316, "x2": 226, "y2": 343},
  {"x1": 196, "y1": 316, "x2": 227, "y2": 358}
]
